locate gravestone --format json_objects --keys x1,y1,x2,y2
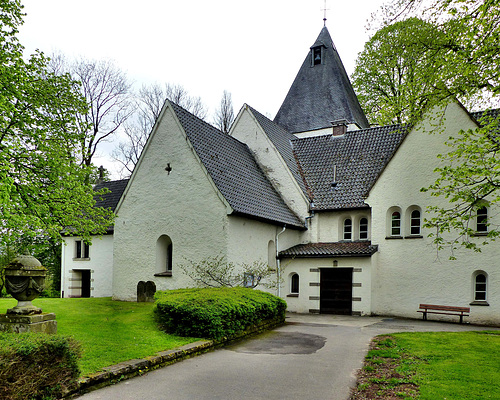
[
  {"x1": 137, "y1": 281, "x2": 146, "y2": 302},
  {"x1": 145, "y1": 281, "x2": 156, "y2": 302}
]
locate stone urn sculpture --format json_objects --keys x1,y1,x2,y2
[{"x1": 5, "y1": 254, "x2": 46, "y2": 315}]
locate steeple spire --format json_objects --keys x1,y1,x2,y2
[{"x1": 274, "y1": 26, "x2": 369, "y2": 133}]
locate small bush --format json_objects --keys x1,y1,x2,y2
[
  {"x1": 0, "y1": 332, "x2": 81, "y2": 400},
  {"x1": 154, "y1": 287, "x2": 286, "y2": 340}
]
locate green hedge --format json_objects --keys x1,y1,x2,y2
[
  {"x1": 0, "y1": 332, "x2": 81, "y2": 400},
  {"x1": 154, "y1": 287, "x2": 287, "y2": 340}
]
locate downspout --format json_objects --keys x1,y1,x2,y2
[{"x1": 276, "y1": 225, "x2": 286, "y2": 298}]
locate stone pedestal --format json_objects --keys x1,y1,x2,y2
[{"x1": 0, "y1": 312, "x2": 57, "y2": 334}]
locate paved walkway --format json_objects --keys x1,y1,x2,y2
[{"x1": 75, "y1": 314, "x2": 499, "y2": 400}]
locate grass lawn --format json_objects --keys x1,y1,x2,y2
[
  {"x1": 351, "y1": 331, "x2": 500, "y2": 400},
  {"x1": 0, "y1": 297, "x2": 199, "y2": 376}
]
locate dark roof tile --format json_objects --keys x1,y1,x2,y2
[
  {"x1": 169, "y1": 101, "x2": 304, "y2": 229},
  {"x1": 279, "y1": 241, "x2": 378, "y2": 258}
]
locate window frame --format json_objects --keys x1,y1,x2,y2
[
  {"x1": 290, "y1": 273, "x2": 299, "y2": 294},
  {"x1": 74, "y1": 239, "x2": 90, "y2": 260},
  {"x1": 359, "y1": 217, "x2": 369, "y2": 240},
  {"x1": 391, "y1": 211, "x2": 401, "y2": 237},
  {"x1": 343, "y1": 218, "x2": 352, "y2": 241},
  {"x1": 476, "y1": 206, "x2": 488, "y2": 234},
  {"x1": 410, "y1": 209, "x2": 421, "y2": 236}
]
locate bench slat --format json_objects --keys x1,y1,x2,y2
[{"x1": 419, "y1": 304, "x2": 470, "y2": 312}]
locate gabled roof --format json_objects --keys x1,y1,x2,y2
[
  {"x1": 169, "y1": 102, "x2": 305, "y2": 229},
  {"x1": 274, "y1": 26, "x2": 369, "y2": 133},
  {"x1": 279, "y1": 241, "x2": 378, "y2": 258},
  {"x1": 94, "y1": 179, "x2": 129, "y2": 212},
  {"x1": 246, "y1": 106, "x2": 310, "y2": 198},
  {"x1": 292, "y1": 124, "x2": 407, "y2": 210}
]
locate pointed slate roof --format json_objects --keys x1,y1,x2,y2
[
  {"x1": 94, "y1": 179, "x2": 129, "y2": 211},
  {"x1": 274, "y1": 27, "x2": 369, "y2": 133},
  {"x1": 292, "y1": 124, "x2": 407, "y2": 210},
  {"x1": 169, "y1": 101, "x2": 304, "y2": 229}
]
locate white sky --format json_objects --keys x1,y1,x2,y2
[{"x1": 18, "y1": 0, "x2": 387, "y2": 177}]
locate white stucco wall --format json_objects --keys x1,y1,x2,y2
[
  {"x1": 366, "y1": 102, "x2": 500, "y2": 325},
  {"x1": 61, "y1": 234, "x2": 114, "y2": 298},
  {"x1": 280, "y1": 257, "x2": 372, "y2": 314},
  {"x1": 230, "y1": 106, "x2": 309, "y2": 219},
  {"x1": 314, "y1": 209, "x2": 371, "y2": 242},
  {"x1": 112, "y1": 106, "x2": 230, "y2": 300}
]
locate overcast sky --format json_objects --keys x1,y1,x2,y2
[{"x1": 18, "y1": 0, "x2": 387, "y2": 176}]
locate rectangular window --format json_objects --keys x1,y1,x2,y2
[
  {"x1": 477, "y1": 207, "x2": 488, "y2": 233},
  {"x1": 75, "y1": 240, "x2": 89, "y2": 259},
  {"x1": 359, "y1": 218, "x2": 368, "y2": 240}
]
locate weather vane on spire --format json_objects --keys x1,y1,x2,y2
[{"x1": 321, "y1": 0, "x2": 330, "y2": 26}]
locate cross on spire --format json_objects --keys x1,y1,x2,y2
[{"x1": 321, "y1": 0, "x2": 330, "y2": 26}]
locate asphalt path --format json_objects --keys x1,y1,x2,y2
[{"x1": 76, "y1": 314, "x2": 499, "y2": 400}]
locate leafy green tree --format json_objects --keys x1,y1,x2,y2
[
  {"x1": 0, "y1": 1, "x2": 113, "y2": 247},
  {"x1": 365, "y1": 0, "x2": 500, "y2": 252},
  {"x1": 352, "y1": 18, "x2": 445, "y2": 125}
]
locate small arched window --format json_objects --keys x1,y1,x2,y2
[
  {"x1": 155, "y1": 235, "x2": 173, "y2": 276},
  {"x1": 359, "y1": 218, "x2": 368, "y2": 240},
  {"x1": 474, "y1": 273, "x2": 487, "y2": 301},
  {"x1": 410, "y1": 210, "x2": 421, "y2": 235},
  {"x1": 291, "y1": 273, "x2": 299, "y2": 294},
  {"x1": 391, "y1": 212, "x2": 401, "y2": 236},
  {"x1": 477, "y1": 207, "x2": 488, "y2": 233},
  {"x1": 343, "y1": 219, "x2": 352, "y2": 241}
]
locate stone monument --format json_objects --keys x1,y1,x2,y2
[{"x1": 0, "y1": 254, "x2": 57, "y2": 334}]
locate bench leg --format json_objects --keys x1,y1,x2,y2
[
  {"x1": 460, "y1": 314, "x2": 463, "y2": 324},
  {"x1": 422, "y1": 311, "x2": 427, "y2": 321}
]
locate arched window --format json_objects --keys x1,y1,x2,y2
[
  {"x1": 391, "y1": 211, "x2": 401, "y2": 236},
  {"x1": 477, "y1": 207, "x2": 488, "y2": 233},
  {"x1": 410, "y1": 210, "x2": 421, "y2": 235},
  {"x1": 359, "y1": 218, "x2": 368, "y2": 240},
  {"x1": 474, "y1": 273, "x2": 487, "y2": 301},
  {"x1": 155, "y1": 235, "x2": 173, "y2": 276},
  {"x1": 343, "y1": 218, "x2": 352, "y2": 240},
  {"x1": 291, "y1": 273, "x2": 299, "y2": 294}
]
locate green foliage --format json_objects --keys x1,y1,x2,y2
[
  {"x1": 362, "y1": 0, "x2": 500, "y2": 252},
  {"x1": 422, "y1": 111, "x2": 500, "y2": 254},
  {"x1": 352, "y1": 17, "x2": 445, "y2": 125},
  {"x1": 0, "y1": 332, "x2": 81, "y2": 400},
  {"x1": 179, "y1": 255, "x2": 277, "y2": 289},
  {"x1": 0, "y1": 1, "x2": 114, "y2": 246},
  {"x1": 154, "y1": 287, "x2": 287, "y2": 340}
]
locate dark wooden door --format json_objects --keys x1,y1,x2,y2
[
  {"x1": 81, "y1": 270, "x2": 91, "y2": 298},
  {"x1": 320, "y1": 268, "x2": 352, "y2": 315}
]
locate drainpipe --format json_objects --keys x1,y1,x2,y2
[{"x1": 276, "y1": 225, "x2": 286, "y2": 298}]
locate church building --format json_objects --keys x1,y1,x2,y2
[{"x1": 61, "y1": 26, "x2": 500, "y2": 326}]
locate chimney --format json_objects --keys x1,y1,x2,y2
[{"x1": 331, "y1": 119, "x2": 348, "y2": 136}]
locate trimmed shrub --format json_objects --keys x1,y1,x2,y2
[
  {"x1": 0, "y1": 332, "x2": 81, "y2": 400},
  {"x1": 154, "y1": 287, "x2": 287, "y2": 340}
]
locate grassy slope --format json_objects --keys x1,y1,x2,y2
[{"x1": 0, "y1": 298, "x2": 198, "y2": 376}]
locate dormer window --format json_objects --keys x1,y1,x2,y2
[{"x1": 311, "y1": 46, "x2": 324, "y2": 66}]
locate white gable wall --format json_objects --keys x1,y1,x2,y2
[
  {"x1": 366, "y1": 102, "x2": 500, "y2": 325},
  {"x1": 112, "y1": 106, "x2": 230, "y2": 300},
  {"x1": 230, "y1": 106, "x2": 309, "y2": 219}
]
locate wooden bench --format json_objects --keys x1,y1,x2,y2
[{"x1": 418, "y1": 304, "x2": 470, "y2": 324}]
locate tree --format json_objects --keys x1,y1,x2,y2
[
  {"x1": 352, "y1": 18, "x2": 445, "y2": 125},
  {"x1": 49, "y1": 55, "x2": 134, "y2": 168},
  {"x1": 179, "y1": 255, "x2": 277, "y2": 289},
  {"x1": 371, "y1": 0, "x2": 500, "y2": 252},
  {"x1": 213, "y1": 90, "x2": 235, "y2": 133},
  {"x1": 112, "y1": 83, "x2": 208, "y2": 176},
  {"x1": 0, "y1": 1, "x2": 113, "y2": 247}
]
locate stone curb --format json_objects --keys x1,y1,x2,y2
[{"x1": 65, "y1": 317, "x2": 284, "y2": 398}]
